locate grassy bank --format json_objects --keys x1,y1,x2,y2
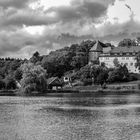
[{"x1": 0, "y1": 80, "x2": 140, "y2": 97}]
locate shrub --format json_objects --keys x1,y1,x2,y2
[
  {"x1": 4, "y1": 77, "x2": 17, "y2": 90},
  {"x1": 0, "y1": 79, "x2": 5, "y2": 90},
  {"x1": 138, "y1": 83, "x2": 140, "y2": 90},
  {"x1": 82, "y1": 79, "x2": 92, "y2": 86}
]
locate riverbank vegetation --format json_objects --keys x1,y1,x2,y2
[{"x1": 0, "y1": 38, "x2": 140, "y2": 95}]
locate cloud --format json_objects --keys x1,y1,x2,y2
[
  {"x1": 46, "y1": 0, "x2": 114, "y2": 24},
  {"x1": 94, "y1": 18, "x2": 140, "y2": 46},
  {"x1": 2, "y1": 0, "x2": 139, "y2": 58},
  {"x1": 0, "y1": 0, "x2": 115, "y2": 28},
  {"x1": 0, "y1": 0, "x2": 32, "y2": 9},
  {"x1": 1, "y1": 9, "x2": 58, "y2": 27}
]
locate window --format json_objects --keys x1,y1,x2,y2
[
  {"x1": 122, "y1": 57, "x2": 125, "y2": 60},
  {"x1": 126, "y1": 57, "x2": 129, "y2": 60},
  {"x1": 65, "y1": 77, "x2": 68, "y2": 80},
  {"x1": 133, "y1": 52, "x2": 136, "y2": 55},
  {"x1": 130, "y1": 63, "x2": 133, "y2": 66}
]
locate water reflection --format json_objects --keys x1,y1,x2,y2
[{"x1": 0, "y1": 95, "x2": 140, "y2": 140}]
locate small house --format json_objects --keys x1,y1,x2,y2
[{"x1": 47, "y1": 77, "x2": 63, "y2": 90}]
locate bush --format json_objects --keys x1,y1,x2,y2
[
  {"x1": 4, "y1": 77, "x2": 17, "y2": 90},
  {"x1": 0, "y1": 79, "x2": 5, "y2": 90},
  {"x1": 128, "y1": 73, "x2": 138, "y2": 81},
  {"x1": 82, "y1": 79, "x2": 92, "y2": 86},
  {"x1": 138, "y1": 83, "x2": 140, "y2": 90}
]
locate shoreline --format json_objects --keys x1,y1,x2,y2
[{"x1": 0, "y1": 89, "x2": 139, "y2": 97}]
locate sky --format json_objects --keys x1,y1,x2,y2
[{"x1": 0, "y1": 0, "x2": 140, "y2": 58}]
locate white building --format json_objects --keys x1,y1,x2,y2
[
  {"x1": 99, "y1": 54, "x2": 139, "y2": 73},
  {"x1": 89, "y1": 41, "x2": 140, "y2": 73}
]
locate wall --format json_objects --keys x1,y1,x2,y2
[
  {"x1": 89, "y1": 51, "x2": 101, "y2": 62},
  {"x1": 99, "y1": 56, "x2": 139, "y2": 73}
]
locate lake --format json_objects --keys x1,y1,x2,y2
[{"x1": 0, "y1": 94, "x2": 140, "y2": 140}]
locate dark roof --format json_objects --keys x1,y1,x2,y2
[
  {"x1": 90, "y1": 41, "x2": 107, "y2": 52},
  {"x1": 111, "y1": 46, "x2": 140, "y2": 53},
  {"x1": 47, "y1": 77, "x2": 62, "y2": 85},
  {"x1": 90, "y1": 41, "x2": 102, "y2": 52}
]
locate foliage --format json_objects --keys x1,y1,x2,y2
[
  {"x1": 78, "y1": 65, "x2": 92, "y2": 81},
  {"x1": 4, "y1": 75, "x2": 17, "y2": 90},
  {"x1": 118, "y1": 38, "x2": 137, "y2": 47},
  {"x1": 29, "y1": 51, "x2": 43, "y2": 64},
  {"x1": 41, "y1": 40, "x2": 95, "y2": 77},
  {"x1": 73, "y1": 64, "x2": 109, "y2": 86},
  {"x1": 20, "y1": 63, "x2": 47, "y2": 95},
  {"x1": 14, "y1": 69, "x2": 23, "y2": 81},
  {"x1": 128, "y1": 73, "x2": 138, "y2": 81},
  {"x1": 113, "y1": 58, "x2": 120, "y2": 67},
  {"x1": 96, "y1": 70, "x2": 108, "y2": 86},
  {"x1": 0, "y1": 79, "x2": 5, "y2": 90},
  {"x1": 83, "y1": 79, "x2": 92, "y2": 86},
  {"x1": 90, "y1": 65, "x2": 108, "y2": 85},
  {"x1": 0, "y1": 58, "x2": 23, "y2": 79},
  {"x1": 135, "y1": 51, "x2": 140, "y2": 72},
  {"x1": 107, "y1": 65, "x2": 129, "y2": 83}
]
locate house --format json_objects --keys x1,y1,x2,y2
[
  {"x1": 64, "y1": 75, "x2": 71, "y2": 83},
  {"x1": 99, "y1": 46, "x2": 140, "y2": 73},
  {"x1": 47, "y1": 77, "x2": 63, "y2": 90},
  {"x1": 89, "y1": 41, "x2": 140, "y2": 73},
  {"x1": 63, "y1": 71, "x2": 77, "y2": 87}
]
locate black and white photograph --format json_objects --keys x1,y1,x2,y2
[{"x1": 0, "y1": 0, "x2": 140, "y2": 139}]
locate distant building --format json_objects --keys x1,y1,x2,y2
[
  {"x1": 47, "y1": 77, "x2": 63, "y2": 90},
  {"x1": 89, "y1": 41, "x2": 140, "y2": 73},
  {"x1": 89, "y1": 41, "x2": 112, "y2": 64}
]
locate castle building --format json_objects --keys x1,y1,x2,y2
[
  {"x1": 89, "y1": 41, "x2": 140, "y2": 73},
  {"x1": 89, "y1": 41, "x2": 112, "y2": 64}
]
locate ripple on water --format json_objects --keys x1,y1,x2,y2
[{"x1": 0, "y1": 96, "x2": 140, "y2": 140}]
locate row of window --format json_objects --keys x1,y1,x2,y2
[
  {"x1": 100, "y1": 57, "x2": 135, "y2": 60},
  {"x1": 104, "y1": 62, "x2": 135, "y2": 67},
  {"x1": 113, "y1": 52, "x2": 136, "y2": 56}
]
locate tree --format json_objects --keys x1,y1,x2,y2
[
  {"x1": 118, "y1": 38, "x2": 136, "y2": 47},
  {"x1": 4, "y1": 75, "x2": 16, "y2": 90},
  {"x1": 97, "y1": 71, "x2": 108, "y2": 87},
  {"x1": 107, "y1": 65, "x2": 129, "y2": 83},
  {"x1": 0, "y1": 79, "x2": 5, "y2": 89},
  {"x1": 135, "y1": 51, "x2": 140, "y2": 72},
  {"x1": 14, "y1": 69, "x2": 22, "y2": 81},
  {"x1": 20, "y1": 63, "x2": 47, "y2": 95},
  {"x1": 113, "y1": 58, "x2": 120, "y2": 67},
  {"x1": 30, "y1": 51, "x2": 42, "y2": 64}
]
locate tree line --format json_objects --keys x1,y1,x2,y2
[{"x1": 0, "y1": 38, "x2": 140, "y2": 95}]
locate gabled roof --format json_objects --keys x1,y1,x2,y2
[
  {"x1": 111, "y1": 46, "x2": 140, "y2": 53},
  {"x1": 47, "y1": 77, "x2": 62, "y2": 85},
  {"x1": 90, "y1": 41, "x2": 105, "y2": 52}
]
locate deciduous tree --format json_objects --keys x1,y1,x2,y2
[{"x1": 20, "y1": 63, "x2": 47, "y2": 95}]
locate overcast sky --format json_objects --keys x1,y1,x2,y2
[{"x1": 0, "y1": 0, "x2": 140, "y2": 58}]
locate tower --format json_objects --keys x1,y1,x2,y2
[{"x1": 89, "y1": 41, "x2": 103, "y2": 64}]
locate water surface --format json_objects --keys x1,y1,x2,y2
[{"x1": 0, "y1": 94, "x2": 140, "y2": 140}]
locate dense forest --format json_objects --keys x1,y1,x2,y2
[{"x1": 0, "y1": 38, "x2": 140, "y2": 94}]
